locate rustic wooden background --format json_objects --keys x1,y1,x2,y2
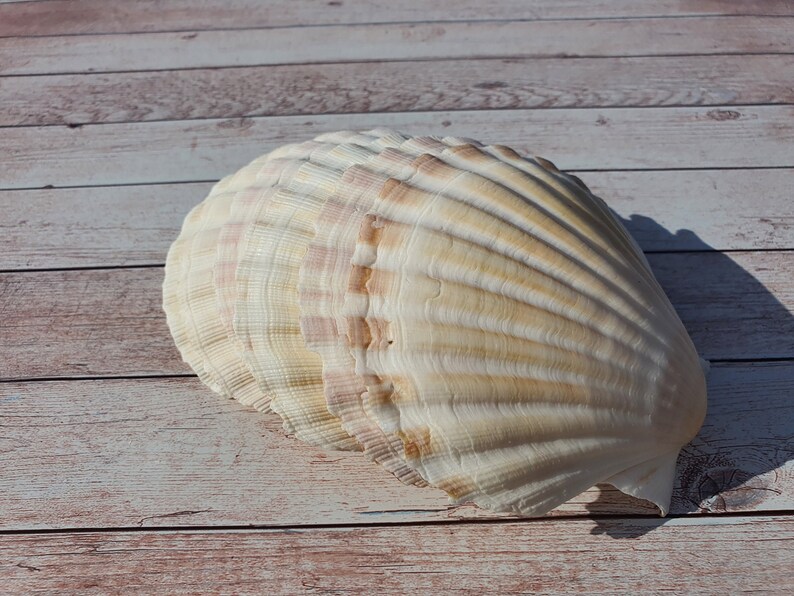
[{"x1": 1, "y1": 1, "x2": 792, "y2": 593}]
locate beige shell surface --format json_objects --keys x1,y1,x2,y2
[
  {"x1": 342, "y1": 146, "x2": 706, "y2": 515},
  {"x1": 162, "y1": 128, "x2": 708, "y2": 518},
  {"x1": 163, "y1": 187, "x2": 237, "y2": 397},
  {"x1": 163, "y1": 146, "x2": 299, "y2": 409},
  {"x1": 232, "y1": 129, "x2": 412, "y2": 450},
  {"x1": 297, "y1": 135, "x2": 479, "y2": 484}
]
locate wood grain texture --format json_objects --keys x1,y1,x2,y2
[
  {"x1": 1, "y1": 252, "x2": 792, "y2": 380},
  {"x1": 5, "y1": 54, "x2": 794, "y2": 127},
  {"x1": 2, "y1": 0, "x2": 792, "y2": 37},
  {"x1": 4, "y1": 106, "x2": 794, "y2": 189},
  {"x1": 0, "y1": 361, "x2": 791, "y2": 530},
  {"x1": 2, "y1": 517, "x2": 792, "y2": 594},
  {"x1": 587, "y1": 168, "x2": 794, "y2": 252},
  {"x1": 0, "y1": 183, "x2": 201, "y2": 269},
  {"x1": 0, "y1": 268, "x2": 183, "y2": 379},
  {"x1": 3, "y1": 168, "x2": 793, "y2": 270},
  {"x1": 2, "y1": 2, "x2": 791, "y2": 590},
  {"x1": 3, "y1": 17, "x2": 793, "y2": 76}
]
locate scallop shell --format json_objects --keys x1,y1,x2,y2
[{"x1": 163, "y1": 129, "x2": 707, "y2": 517}]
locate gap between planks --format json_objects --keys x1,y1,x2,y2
[
  {"x1": 1, "y1": 0, "x2": 793, "y2": 38},
  {"x1": 2, "y1": 509, "x2": 792, "y2": 536},
  {"x1": 6, "y1": 248, "x2": 794, "y2": 276},
  {"x1": 2, "y1": 17, "x2": 793, "y2": 76},
  {"x1": 3, "y1": 353, "x2": 793, "y2": 384},
  {"x1": 2, "y1": 166, "x2": 792, "y2": 193}
]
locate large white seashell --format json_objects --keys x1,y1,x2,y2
[
  {"x1": 232, "y1": 130, "x2": 409, "y2": 450},
  {"x1": 162, "y1": 129, "x2": 707, "y2": 517},
  {"x1": 298, "y1": 134, "x2": 478, "y2": 484}
]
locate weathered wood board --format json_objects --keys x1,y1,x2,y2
[
  {"x1": 2, "y1": 516, "x2": 792, "y2": 594},
  {"x1": 3, "y1": 168, "x2": 794, "y2": 270},
  {"x1": 4, "y1": 106, "x2": 794, "y2": 190},
  {"x1": 0, "y1": 361, "x2": 791, "y2": 530},
  {"x1": 4, "y1": 55, "x2": 794, "y2": 127},
  {"x1": 4, "y1": 17, "x2": 794, "y2": 76},
  {"x1": 2, "y1": 0, "x2": 793, "y2": 37},
  {"x1": 0, "y1": 184, "x2": 202, "y2": 270}
]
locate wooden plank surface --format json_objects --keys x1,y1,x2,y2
[
  {"x1": 3, "y1": 17, "x2": 793, "y2": 76},
  {"x1": 0, "y1": 268, "x2": 182, "y2": 379},
  {"x1": 0, "y1": 361, "x2": 790, "y2": 530},
  {"x1": 3, "y1": 168, "x2": 794, "y2": 270},
  {"x1": 2, "y1": 1, "x2": 792, "y2": 37},
  {"x1": 0, "y1": 184, "x2": 201, "y2": 269},
  {"x1": 1, "y1": 251, "x2": 792, "y2": 380},
  {"x1": 2, "y1": 516, "x2": 792, "y2": 594},
  {"x1": 5, "y1": 54, "x2": 794, "y2": 127},
  {"x1": 1, "y1": 1, "x2": 792, "y2": 588},
  {"x1": 4, "y1": 106, "x2": 794, "y2": 190}
]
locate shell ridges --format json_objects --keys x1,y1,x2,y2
[{"x1": 162, "y1": 129, "x2": 708, "y2": 517}]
